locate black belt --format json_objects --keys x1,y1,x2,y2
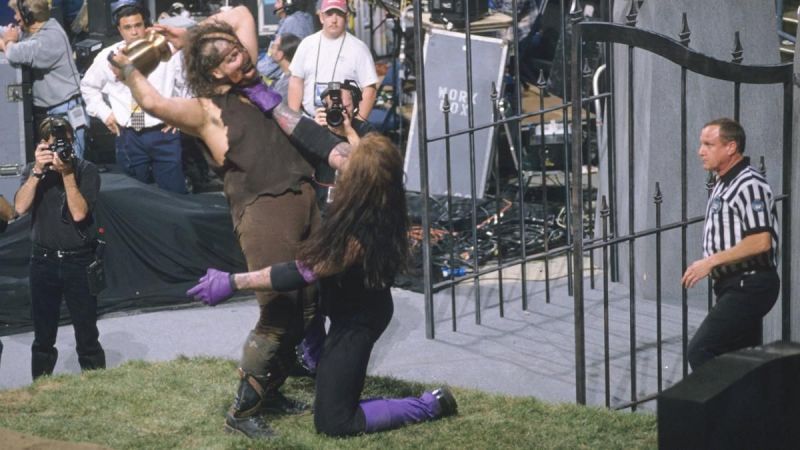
[
  {"x1": 32, "y1": 244, "x2": 93, "y2": 259},
  {"x1": 33, "y1": 94, "x2": 82, "y2": 113},
  {"x1": 124, "y1": 124, "x2": 164, "y2": 133},
  {"x1": 713, "y1": 267, "x2": 775, "y2": 283}
]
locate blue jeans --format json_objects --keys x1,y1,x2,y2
[
  {"x1": 46, "y1": 97, "x2": 89, "y2": 159},
  {"x1": 29, "y1": 250, "x2": 105, "y2": 379},
  {"x1": 116, "y1": 127, "x2": 187, "y2": 194}
]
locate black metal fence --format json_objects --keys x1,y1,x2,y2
[{"x1": 409, "y1": 0, "x2": 795, "y2": 409}]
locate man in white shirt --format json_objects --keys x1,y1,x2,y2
[
  {"x1": 80, "y1": 0, "x2": 188, "y2": 193},
  {"x1": 287, "y1": 0, "x2": 377, "y2": 119}
]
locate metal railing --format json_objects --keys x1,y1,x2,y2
[{"x1": 407, "y1": 0, "x2": 795, "y2": 409}]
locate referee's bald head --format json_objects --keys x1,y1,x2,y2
[{"x1": 703, "y1": 117, "x2": 746, "y2": 154}]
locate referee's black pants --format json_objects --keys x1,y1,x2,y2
[{"x1": 688, "y1": 270, "x2": 779, "y2": 370}]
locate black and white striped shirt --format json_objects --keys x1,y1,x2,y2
[{"x1": 702, "y1": 157, "x2": 779, "y2": 280}]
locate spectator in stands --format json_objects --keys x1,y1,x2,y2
[
  {"x1": 288, "y1": 0, "x2": 377, "y2": 119},
  {"x1": 257, "y1": 0, "x2": 314, "y2": 80},
  {"x1": 81, "y1": 0, "x2": 189, "y2": 194},
  {"x1": 14, "y1": 116, "x2": 106, "y2": 380},
  {"x1": 269, "y1": 32, "x2": 301, "y2": 98},
  {"x1": 0, "y1": 0, "x2": 90, "y2": 158}
]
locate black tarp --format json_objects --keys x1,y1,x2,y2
[{"x1": 0, "y1": 172, "x2": 247, "y2": 336}]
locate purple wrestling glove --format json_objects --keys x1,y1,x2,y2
[
  {"x1": 186, "y1": 268, "x2": 235, "y2": 306},
  {"x1": 238, "y1": 82, "x2": 282, "y2": 114}
]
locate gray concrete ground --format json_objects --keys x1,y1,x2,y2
[{"x1": 0, "y1": 263, "x2": 707, "y2": 410}]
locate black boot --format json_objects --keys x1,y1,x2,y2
[
  {"x1": 224, "y1": 369, "x2": 276, "y2": 439},
  {"x1": 261, "y1": 353, "x2": 309, "y2": 414},
  {"x1": 261, "y1": 389, "x2": 309, "y2": 415},
  {"x1": 79, "y1": 350, "x2": 106, "y2": 372},
  {"x1": 31, "y1": 349, "x2": 58, "y2": 380}
]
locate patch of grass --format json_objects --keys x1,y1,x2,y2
[{"x1": 0, "y1": 357, "x2": 657, "y2": 449}]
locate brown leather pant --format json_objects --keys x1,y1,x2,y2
[{"x1": 234, "y1": 183, "x2": 319, "y2": 380}]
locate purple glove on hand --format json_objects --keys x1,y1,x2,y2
[
  {"x1": 239, "y1": 82, "x2": 282, "y2": 114},
  {"x1": 186, "y1": 268, "x2": 235, "y2": 306}
]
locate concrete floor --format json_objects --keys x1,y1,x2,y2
[{"x1": 0, "y1": 265, "x2": 707, "y2": 411}]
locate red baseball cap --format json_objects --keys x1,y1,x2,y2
[{"x1": 320, "y1": 0, "x2": 347, "y2": 13}]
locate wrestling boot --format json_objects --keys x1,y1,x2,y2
[
  {"x1": 260, "y1": 360, "x2": 309, "y2": 415},
  {"x1": 224, "y1": 369, "x2": 276, "y2": 439},
  {"x1": 31, "y1": 349, "x2": 58, "y2": 380},
  {"x1": 358, "y1": 386, "x2": 458, "y2": 433}
]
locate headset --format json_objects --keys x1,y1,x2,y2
[
  {"x1": 273, "y1": 0, "x2": 297, "y2": 15},
  {"x1": 342, "y1": 79, "x2": 362, "y2": 112},
  {"x1": 16, "y1": 0, "x2": 34, "y2": 27},
  {"x1": 110, "y1": 0, "x2": 152, "y2": 27}
]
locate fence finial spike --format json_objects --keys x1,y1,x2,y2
[
  {"x1": 536, "y1": 69, "x2": 549, "y2": 97},
  {"x1": 654, "y1": 182, "x2": 663, "y2": 204},
  {"x1": 442, "y1": 95, "x2": 451, "y2": 113},
  {"x1": 601, "y1": 195, "x2": 609, "y2": 215},
  {"x1": 732, "y1": 31, "x2": 743, "y2": 63},
  {"x1": 626, "y1": 0, "x2": 639, "y2": 26},
  {"x1": 490, "y1": 82, "x2": 498, "y2": 100},
  {"x1": 582, "y1": 58, "x2": 593, "y2": 78},
  {"x1": 679, "y1": 13, "x2": 691, "y2": 46},
  {"x1": 536, "y1": 69, "x2": 547, "y2": 88}
]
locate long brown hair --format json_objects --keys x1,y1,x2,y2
[
  {"x1": 299, "y1": 133, "x2": 409, "y2": 288},
  {"x1": 183, "y1": 22, "x2": 240, "y2": 97}
]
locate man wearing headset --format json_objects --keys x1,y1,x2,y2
[
  {"x1": 257, "y1": 0, "x2": 314, "y2": 81},
  {"x1": 0, "y1": 0, "x2": 89, "y2": 158},
  {"x1": 81, "y1": 0, "x2": 189, "y2": 193},
  {"x1": 14, "y1": 117, "x2": 106, "y2": 380}
]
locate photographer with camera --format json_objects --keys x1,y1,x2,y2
[
  {"x1": 14, "y1": 116, "x2": 106, "y2": 380},
  {"x1": 312, "y1": 80, "x2": 374, "y2": 208},
  {"x1": 289, "y1": 80, "x2": 376, "y2": 378},
  {"x1": 1, "y1": 0, "x2": 89, "y2": 158}
]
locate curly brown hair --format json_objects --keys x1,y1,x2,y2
[
  {"x1": 298, "y1": 133, "x2": 410, "y2": 288},
  {"x1": 183, "y1": 21, "x2": 241, "y2": 97}
]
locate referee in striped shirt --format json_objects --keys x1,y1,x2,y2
[{"x1": 682, "y1": 117, "x2": 780, "y2": 370}]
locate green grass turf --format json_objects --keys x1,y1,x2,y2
[{"x1": 0, "y1": 357, "x2": 657, "y2": 449}]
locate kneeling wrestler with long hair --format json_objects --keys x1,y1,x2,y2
[{"x1": 188, "y1": 133, "x2": 457, "y2": 437}]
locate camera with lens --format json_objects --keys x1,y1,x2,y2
[
  {"x1": 51, "y1": 122, "x2": 75, "y2": 164},
  {"x1": 321, "y1": 81, "x2": 345, "y2": 128}
]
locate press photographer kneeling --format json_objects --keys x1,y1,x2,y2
[
  {"x1": 312, "y1": 80, "x2": 374, "y2": 208},
  {"x1": 14, "y1": 116, "x2": 106, "y2": 380}
]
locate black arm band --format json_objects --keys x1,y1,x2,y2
[
  {"x1": 290, "y1": 116, "x2": 340, "y2": 165},
  {"x1": 271, "y1": 261, "x2": 310, "y2": 292}
]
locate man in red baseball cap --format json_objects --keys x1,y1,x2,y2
[{"x1": 287, "y1": 0, "x2": 378, "y2": 119}]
